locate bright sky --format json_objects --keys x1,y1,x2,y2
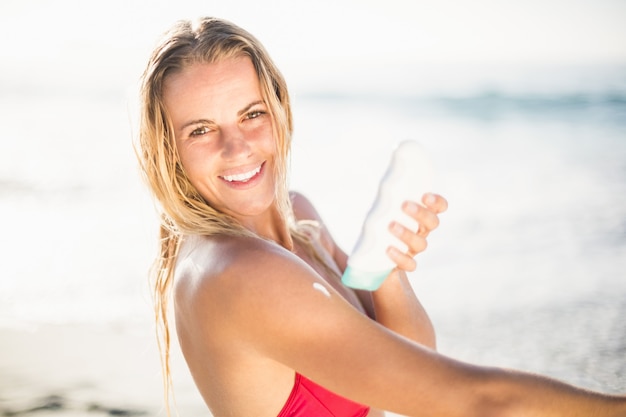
[{"x1": 1, "y1": 0, "x2": 625, "y2": 94}]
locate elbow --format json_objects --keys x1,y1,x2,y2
[{"x1": 459, "y1": 365, "x2": 523, "y2": 417}]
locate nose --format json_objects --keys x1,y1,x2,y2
[{"x1": 220, "y1": 124, "x2": 251, "y2": 160}]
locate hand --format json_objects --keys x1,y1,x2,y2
[{"x1": 386, "y1": 193, "x2": 448, "y2": 272}]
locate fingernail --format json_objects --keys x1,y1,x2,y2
[
  {"x1": 404, "y1": 201, "x2": 419, "y2": 214},
  {"x1": 386, "y1": 246, "x2": 399, "y2": 257},
  {"x1": 390, "y1": 222, "x2": 403, "y2": 235},
  {"x1": 424, "y1": 193, "x2": 436, "y2": 205}
]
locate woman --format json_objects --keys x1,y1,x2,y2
[{"x1": 137, "y1": 17, "x2": 626, "y2": 417}]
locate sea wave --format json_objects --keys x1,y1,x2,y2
[
  {"x1": 426, "y1": 91, "x2": 626, "y2": 124},
  {"x1": 298, "y1": 89, "x2": 626, "y2": 125}
]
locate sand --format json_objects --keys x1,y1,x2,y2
[{"x1": 0, "y1": 321, "x2": 210, "y2": 417}]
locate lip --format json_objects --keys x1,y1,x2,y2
[{"x1": 218, "y1": 161, "x2": 265, "y2": 188}]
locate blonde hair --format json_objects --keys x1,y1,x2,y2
[
  {"x1": 136, "y1": 17, "x2": 326, "y2": 413},
  {"x1": 139, "y1": 17, "x2": 293, "y2": 237}
]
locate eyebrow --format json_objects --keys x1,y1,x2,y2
[{"x1": 179, "y1": 100, "x2": 266, "y2": 132}]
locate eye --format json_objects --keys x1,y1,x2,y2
[
  {"x1": 245, "y1": 110, "x2": 266, "y2": 120},
  {"x1": 190, "y1": 125, "x2": 211, "y2": 137}
]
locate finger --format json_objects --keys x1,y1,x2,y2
[
  {"x1": 386, "y1": 245, "x2": 417, "y2": 272},
  {"x1": 422, "y1": 193, "x2": 448, "y2": 214},
  {"x1": 401, "y1": 201, "x2": 440, "y2": 237},
  {"x1": 389, "y1": 221, "x2": 428, "y2": 256}
]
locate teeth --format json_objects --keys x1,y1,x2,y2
[{"x1": 222, "y1": 165, "x2": 262, "y2": 182}]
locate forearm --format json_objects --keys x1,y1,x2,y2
[
  {"x1": 370, "y1": 269, "x2": 436, "y2": 349},
  {"x1": 477, "y1": 366, "x2": 626, "y2": 417}
]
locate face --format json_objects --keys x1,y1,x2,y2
[{"x1": 163, "y1": 56, "x2": 277, "y2": 222}]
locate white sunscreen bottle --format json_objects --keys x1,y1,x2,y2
[{"x1": 341, "y1": 140, "x2": 434, "y2": 291}]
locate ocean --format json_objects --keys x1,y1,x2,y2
[{"x1": 1, "y1": 52, "x2": 625, "y2": 404}]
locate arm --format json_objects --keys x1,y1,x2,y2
[
  {"x1": 352, "y1": 193, "x2": 447, "y2": 349},
  {"x1": 290, "y1": 191, "x2": 444, "y2": 349},
  {"x1": 207, "y1": 239, "x2": 626, "y2": 417}
]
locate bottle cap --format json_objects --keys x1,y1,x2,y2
[{"x1": 341, "y1": 266, "x2": 390, "y2": 291}]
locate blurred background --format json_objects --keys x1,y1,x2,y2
[{"x1": 1, "y1": 0, "x2": 625, "y2": 415}]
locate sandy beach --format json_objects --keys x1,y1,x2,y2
[{"x1": 0, "y1": 322, "x2": 210, "y2": 417}]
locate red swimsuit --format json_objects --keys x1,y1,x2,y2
[{"x1": 277, "y1": 373, "x2": 370, "y2": 417}]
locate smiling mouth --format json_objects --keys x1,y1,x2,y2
[{"x1": 220, "y1": 163, "x2": 263, "y2": 183}]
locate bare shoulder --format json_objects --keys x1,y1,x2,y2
[
  {"x1": 290, "y1": 190, "x2": 323, "y2": 222},
  {"x1": 173, "y1": 233, "x2": 323, "y2": 328},
  {"x1": 290, "y1": 190, "x2": 338, "y2": 250},
  {"x1": 175, "y1": 234, "x2": 295, "y2": 298},
  {"x1": 290, "y1": 190, "x2": 349, "y2": 269}
]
